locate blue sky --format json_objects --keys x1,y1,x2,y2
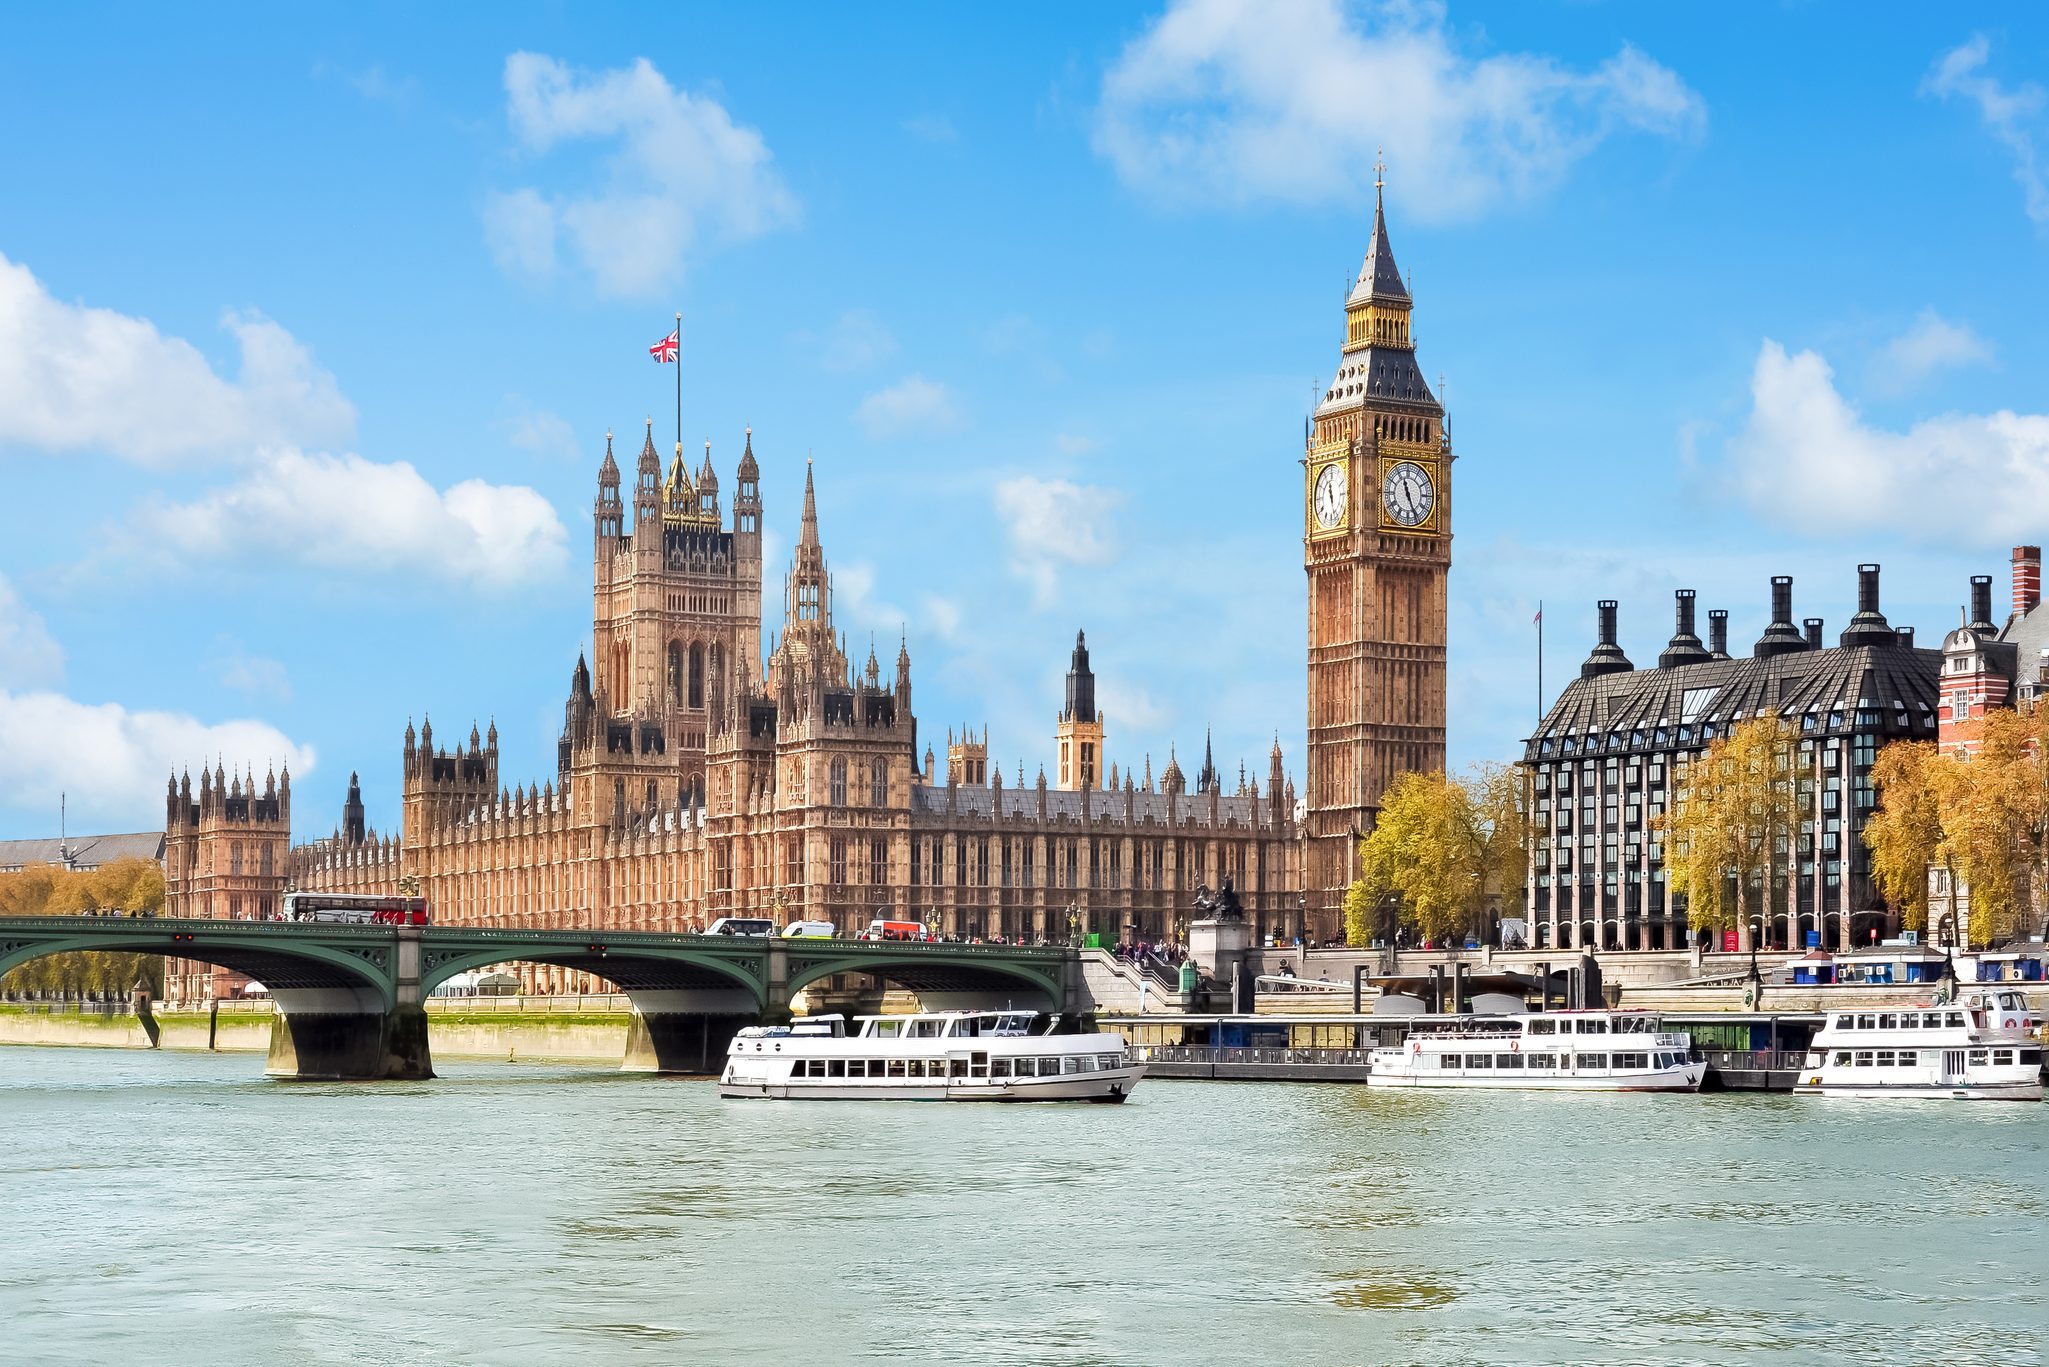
[{"x1": 4, "y1": 2, "x2": 2049, "y2": 839}]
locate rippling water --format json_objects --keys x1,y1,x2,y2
[{"x1": 2, "y1": 1046, "x2": 2045, "y2": 1365}]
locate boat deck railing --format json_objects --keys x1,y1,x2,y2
[{"x1": 1132, "y1": 1045, "x2": 1374, "y2": 1068}]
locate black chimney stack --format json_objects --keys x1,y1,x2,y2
[
  {"x1": 1839, "y1": 563, "x2": 1898, "y2": 647},
  {"x1": 1803, "y1": 618, "x2": 1823, "y2": 649},
  {"x1": 1969, "y1": 575, "x2": 1995, "y2": 632},
  {"x1": 1755, "y1": 576, "x2": 1809, "y2": 657},
  {"x1": 1580, "y1": 599, "x2": 1634, "y2": 678},
  {"x1": 1658, "y1": 589, "x2": 1712, "y2": 668},
  {"x1": 1708, "y1": 609, "x2": 1730, "y2": 659}
]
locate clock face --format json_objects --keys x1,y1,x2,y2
[
  {"x1": 1313, "y1": 463, "x2": 1347, "y2": 530},
  {"x1": 1382, "y1": 460, "x2": 1435, "y2": 528}
]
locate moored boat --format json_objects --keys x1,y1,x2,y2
[
  {"x1": 1792, "y1": 989, "x2": 2043, "y2": 1100},
  {"x1": 718, "y1": 1010, "x2": 1144, "y2": 1102},
  {"x1": 1367, "y1": 1010, "x2": 1705, "y2": 1092}
]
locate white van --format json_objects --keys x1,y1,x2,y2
[
  {"x1": 780, "y1": 920, "x2": 836, "y2": 939},
  {"x1": 706, "y1": 917, "x2": 776, "y2": 937}
]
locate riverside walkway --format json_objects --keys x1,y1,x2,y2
[{"x1": 0, "y1": 918, "x2": 1084, "y2": 1080}]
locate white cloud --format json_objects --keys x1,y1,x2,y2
[
  {"x1": 0, "y1": 690, "x2": 313, "y2": 829},
  {"x1": 1094, "y1": 0, "x2": 1703, "y2": 217},
  {"x1": 0, "y1": 251, "x2": 354, "y2": 465},
  {"x1": 212, "y1": 638, "x2": 292, "y2": 703},
  {"x1": 1096, "y1": 678, "x2": 1171, "y2": 731},
  {"x1": 922, "y1": 594, "x2": 963, "y2": 640},
  {"x1": 1874, "y1": 309, "x2": 1993, "y2": 394},
  {"x1": 855, "y1": 375, "x2": 964, "y2": 438},
  {"x1": 0, "y1": 576, "x2": 63, "y2": 689},
  {"x1": 903, "y1": 113, "x2": 959, "y2": 144},
  {"x1": 993, "y1": 475, "x2": 1124, "y2": 606},
  {"x1": 1729, "y1": 339, "x2": 2049, "y2": 542},
  {"x1": 134, "y1": 448, "x2": 570, "y2": 587},
  {"x1": 1054, "y1": 433, "x2": 1098, "y2": 456},
  {"x1": 487, "y1": 52, "x2": 798, "y2": 297},
  {"x1": 499, "y1": 397, "x2": 582, "y2": 460},
  {"x1": 810, "y1": 309, "x2": 898, "y2": 373},
  {"x1": 1925, "y1": 35, "x2": 2049, "y2": 227}
]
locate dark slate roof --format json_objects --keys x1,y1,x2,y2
[
  {"x1": 1316, "y1": 347, "x2": 1438, "y2": 414},
  {"x1": 0, "y1": 831, "x2": 165, "y2": 871},
  {"x1": 1346, "y1": 196, "x2": 1409, "y2": 307},
  {"x1": 1999, "y1": 601, "x2": 2049, "y2": 691},
  {"x1": 1524, "y1": 642, "x2": 1941, "y2": 760}
]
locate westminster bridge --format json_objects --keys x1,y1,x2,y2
[{"x1": 0, "y1": 918, "x2": 1087, "y2": 1080}]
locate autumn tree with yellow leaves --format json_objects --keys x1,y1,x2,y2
[
  {"x1": 1867, "y1": 709, "x2": 2049, "y2": 946},
  {"x1": 1351, "y1": 764, "x2": 1528, "y2": 947},
  {"x1": 1657, "y1": 717, "x2": 1797, "y2": 941},
  {"x1": 0, "y1": 858, "x2": 166, "y2": 998}
]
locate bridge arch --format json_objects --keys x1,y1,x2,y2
[
  {"x1": 0, "y1": 920, "x2": 396, "y2": 1010},
  {"x1": 418, "y1": 938, "x2": 767, "y2": 1012},
  {"x1": 783, "y1": 946, "x2": 1066, "y2": 1012}
]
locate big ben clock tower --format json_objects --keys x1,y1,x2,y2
[{"x1": 1303, "y1": 164, "x2": 1451, "y2": 932}]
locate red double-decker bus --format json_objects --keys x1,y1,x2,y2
[{"x1": 282, "y1": 892, "x2": 431, "y2": 926}]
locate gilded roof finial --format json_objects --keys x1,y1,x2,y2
[{"x1": 1373, "y1": 146, "x2": 1386, "y2": 200}]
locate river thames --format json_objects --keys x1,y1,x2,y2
[{"x1": 2, "y1": 1047, "x2": 2043, "y2": 1366}]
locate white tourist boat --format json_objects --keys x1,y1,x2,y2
[
  {"x1": 718, "y1": 1010, "x2": 1145, "y2": 1102},
  {"x1": 1367, "y1": 1010, "x2": 1706, "y2": 1092},
  {"x1": 1793, "y1": 989, "x2": 2044, "y2": 1101}
]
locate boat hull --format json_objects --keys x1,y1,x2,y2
[
  {"x1": 1367, "y1": 1065, "x2": 1705, "y2": 1093},
  {"x1": 718, "y1": 1066, "x2": 1144, "y2": 1102},
  {"x1": 1793, "y1": 1079, "x2": 2042, "y2": 1101}
]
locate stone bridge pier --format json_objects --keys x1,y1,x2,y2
[{"x1": 266, "y1": 926, "x2": 432, "y2": 1082}]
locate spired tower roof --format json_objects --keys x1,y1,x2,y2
[{"x1": 1317, "y1": 167, "x2": 1439, "y2": 417}]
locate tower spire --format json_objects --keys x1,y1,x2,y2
[{"x1": 800, "y1": 457, "x2": 818, "y2": 548}]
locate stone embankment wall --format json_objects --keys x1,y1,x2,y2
[{"x1": 0, "y1": 1006, "x2": 630, "y2": 1062}]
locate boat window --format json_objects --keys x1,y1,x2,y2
[
  {"x1": 1530, "y1": 1053, "x2": 1554, "y2": 1069},
  {"x1": 1013, "y1": 1057, "x2": 1035, "y2": 1077},
  {"x1": 1099, "y1": 1054, "x2": 1121, "y2": 1069},
  {"x1": 1835, "y1": 1014, "x2": 1856, "y2": 1030},
  {"x1": 873, "y1": 1020, "x2": 903, "y2": 1038},
  {"x1": 2021, "y1": 1049, "x2": 2042, "y2": 1066},
  {"x1": 1898, "y1": 1014, "x2": 1917, "y2": 1030},
  {"x1": 1994, "y1": 1049, "x2": 2015, "y2": 1065},
  {"x1": 1580, "y1": 1053, "x2": 1608, "y2": 1069},
  {"x1": 1878, "y1": 1014, "x2": 1897, "y2": 1029},
  {"x1": 1999, "y1": 993, "x2": 2022, "y2": 1010},
  {"x1": 1832, "y1": 1052, "x2": 1851, "y2": 1067},
  {"x1": 1875, "y1": 1050, "x2": 1895, "y2": 1067},
  {"x1": 970, "y1": 1053, "x2": 990, "y2": 1078},
  {"x1": 1466, "y1": 1055, "x2": 1493, "y2": 1069},
  {"x1": 1615, "y1": 1052, "x2": 1646, "y2": 1070},
  {"x1": 1853, "y1": 1052, "x2": 1873, "y2": 1068},
  {"x1": 1906, "y1": 1051, "x2": 1928, "y2": 1067},
  {"x1": 1970, "y1": 1050, "x2": 1989, "y2": 1065},
  {"x1": 1576, "y1": 1019, "x2": 1608, "y2": 1034},
  {"x1": 887, "y1": 1059, "x2": 907, "y2": 1078},
  {"x1": 828, "y1": 1059, "x2": 847, "y2": 1078},
  {"x1": 1948, "y1": 1012, "x2": 1966, "y2": 1027},
  {"x1": 991, "y1": 1058, "x2": 1012, "y2": 1078},
  {"x1": 1441, "y1": 1055, "x2": 1462, "y2": 1071},
  {"x1": 1496, "y1": 1053, "x2": 1524, "y2": 1069},
  {"x1": 1856, "y1": 1015, "x2": 1878, "y2": 1030},
  {"x1": 1526, "y1": 1019, "x2": 1555, "y2": 1035}
]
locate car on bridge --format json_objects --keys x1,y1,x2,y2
[{"x1": 706, "y1": 917, "x2": 776, "y2": 937}]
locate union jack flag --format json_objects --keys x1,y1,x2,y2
[{"x1": 649, "y1": 330, "x2": 679, "y2": 363}]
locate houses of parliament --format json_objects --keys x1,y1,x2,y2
[{"x1": 160, "y1": 187, "x2": 1451, "y2": 987}]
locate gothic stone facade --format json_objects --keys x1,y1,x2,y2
[{"x1": 165, "y1": 424, "x2": 1302, "y2": 994}]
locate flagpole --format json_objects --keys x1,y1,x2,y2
[
  {"x1": 1536, "y1": 600, "x2": 1544, "y2": 722},
  {"x1": 674, "y1": 310, "x2": 683, "y2": 457}
]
